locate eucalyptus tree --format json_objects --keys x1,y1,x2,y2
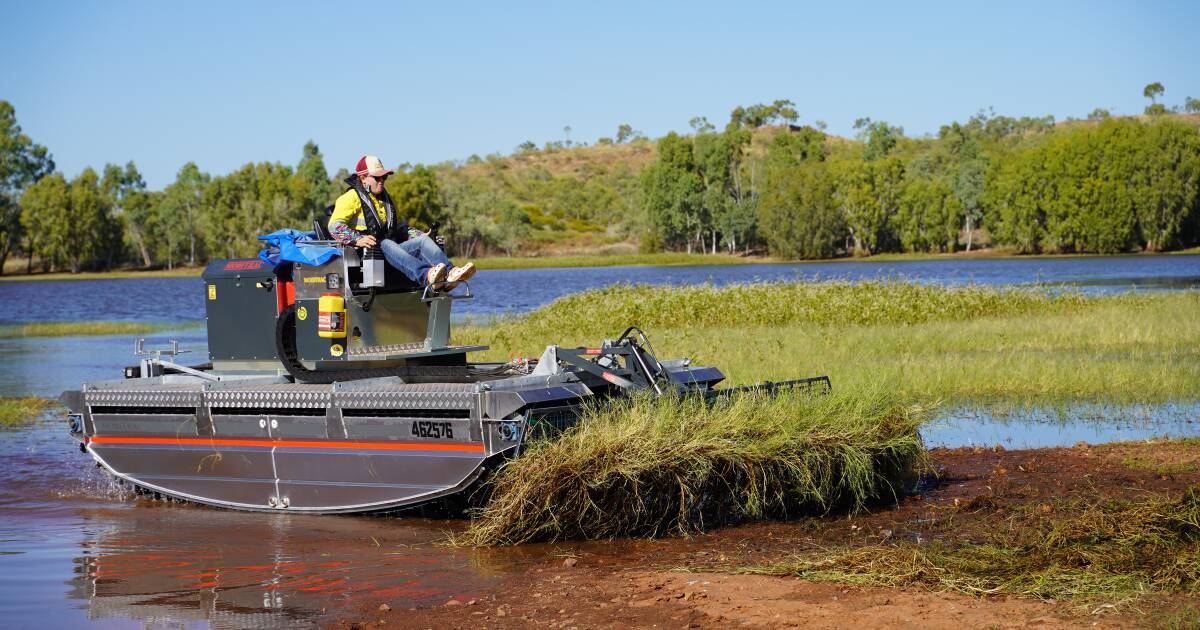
[
  {"x1": 295, "y1": 141, "x2": 333, "y2": 218},
  {"x1": 21, "y1": 168, "x2": 118, "y2": 272},
  {"x1": 1144, "y1": 82, "x2": 1167, "y2": 116},
  {"x1": 897, "y1": 176, "x2": 963, "y2": 252},
  {"x1": 161, "y1": 162, "x2": 210, "y2": 266},
  {"x1": 1143, "y1": 82, "x2": 1165, "y2": 105},
  {"x1": 640, "y1": 132, "x2": 702, "y2": 252},
  {"x1": 18, "y1": 173, "x2": 68, "y2": 270},
  {"x1": 757, "y1": 160, "x2": 842, "y2": 258},
  {"x1": 0, "y1": 101, "x2": 54, "y2": 274},
  {"x1": 1130, "y1": 118, "x2": 1200, "y2": 250},
  {"x1": 103, "y1": 162, "x2": 154, "y2": 266},
  {"x1": 385, "y1": 164, "x2": 445, "y2": 231}
]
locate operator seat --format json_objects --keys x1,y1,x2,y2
[
  {"x1": 312, "y1": 208, "x2": 420, "y2": 293},
  {"x1": 312, "y1": 205, "x2": 335, "y2": 240}
]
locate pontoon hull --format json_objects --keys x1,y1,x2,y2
[{"x1": 64, "y1": 367, "x2": 726, "y2": 513}]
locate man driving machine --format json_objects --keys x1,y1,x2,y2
[{"x1": 328, "y1": 154, "x2": 475, "y2": 288}]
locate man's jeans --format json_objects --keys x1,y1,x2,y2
[{"x1": 380, "y1": 235, "x2": 453, "y2": 285}]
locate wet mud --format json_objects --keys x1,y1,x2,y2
[{"x1": 332, "y1": 440, "x2": 1200, "y2": 629}]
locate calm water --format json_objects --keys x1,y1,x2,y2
[
  {"x1": 0, "y1": 414, "x2": 563, "y2": 630},
  {"x1": 0, "y1": 255, "x2": 1197, "y2": 628}
]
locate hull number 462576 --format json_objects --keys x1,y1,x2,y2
[{"x1": 412, "y1": 421, "x2": 454, "y2": 439}]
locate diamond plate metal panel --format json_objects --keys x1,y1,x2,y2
[
  {"x1": 347, "y1": 341, "x2": 425, "y2": 356},
  {"x1": 205, "y1": 389, "x2": 331, "y2": 408},
  {"x1": 334, "y1": 388, "x2": 476, "y2": 410},
  {"x1": 85, "y1": 390, "x2": 204, "y2": 407},
  {"x1": 84, "y1": 382, "x2": 482, "y2": 411}
]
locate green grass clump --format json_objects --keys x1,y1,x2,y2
[
  {"x1": 456, "y1": 389, "x2": 929, "y2": 546},
  {"x1": 745, "y1": 488, "x2": 1200, "y2": 602},
  {"x1": 0, "y1": 321, "x2": 175, "y2": 338},
  {"x1": 518, "y1": 281, "x2": 1094, "y2": 333},
  {"x1": 459, "y1": 281, "x2": 1098, "y2": 357},
  {"x1": 0, "y1": 397, "x2": 54, "y2": 427},
  {"x1": 459, "y1": 284, "x2": 1198, "y2": 404},
  {"x1": 474, "y1": 252, "x2": 768, "y2": 270},
  {"x1": 672, "y1": 291, "x2": 1200, "y2": 403}
]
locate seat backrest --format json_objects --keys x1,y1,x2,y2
[{"x1": 312, "y1": 205, "x2": 335, "y2": 240}]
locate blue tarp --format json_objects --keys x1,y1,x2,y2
[{"x1": 257, "y1": 229, "x2": 341, "y2": 268}]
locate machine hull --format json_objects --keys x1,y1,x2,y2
[{"x1": 64, "y1": 365, "x2": 727, "y2": 514}]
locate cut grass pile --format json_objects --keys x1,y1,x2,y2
[
  {"x1": 457, "y1": 389, "x2": 929, "y2": 546},
  {"x1": 0, "y1": 397, "x2": 54, "y2": 427},
  {"x1": 459, "y1": 282, "x2": 1199, "y2": 404},
  {"x1": 744, "y1": 488, "x2": 1200, "y2": 602},
  {"x1": 0, "y1": 321, "x2": 176, "y2": 338}
]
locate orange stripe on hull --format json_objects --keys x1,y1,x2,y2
[{"x1": 89, "y1": 435, "x2": 485, "y2": 453}]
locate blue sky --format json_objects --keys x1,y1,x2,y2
[{"x1": 2, "y1": 1, "x2": 1198, "y2": 189}]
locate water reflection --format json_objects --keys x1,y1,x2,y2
[
  {"x1": 0, "y1": 416, "x2": 549, "y2": 629},
  {"x1": 66, "y1": 506, "x2": 511, "y2": 628}
]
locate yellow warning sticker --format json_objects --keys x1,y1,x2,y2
[
  {"x1": 207, "y1": 284, "x2": 216, "y2": 300},
  {"x1": 303, "y1": 277, "x2": 324, "y2": 283},
  {"x1": 329, "y1": 343, "x2": 344, "y2": 357},
  {"x1": 296, "y1": 306, "x2": 308, "y2": 321}
]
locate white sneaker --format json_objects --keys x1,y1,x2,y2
[
  {"x1": 425, "y1": 263, "x2": 449, "y2": 287},
  {"x1": 447, "y1": 262, "x2": 476, "y2": 283}
]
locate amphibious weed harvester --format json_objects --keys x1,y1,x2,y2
[{"x1": 61, "y1": 241, "x2": 829, "y2": 513}]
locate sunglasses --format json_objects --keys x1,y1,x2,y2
[{"x1": 372, "y1": 175, "x2": 389, "y2": 184}]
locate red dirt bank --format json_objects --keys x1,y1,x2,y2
[{"x1": 330, "y1": 440, "x2": 1200, "y2": 629}]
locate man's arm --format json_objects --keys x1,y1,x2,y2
[
  {"x1": 329, "y1": 191, "x2": 372, "y2": 246},
  {"x1": 330, "y1": 221, "x2": 361, "y2": 244}
]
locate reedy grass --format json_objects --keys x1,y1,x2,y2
[
  {"x1": 743, "y1": 488, "x2": 1200, "y2": 603},
  {"x1": 670, "y1": 293, "x2": 1200, "y2": 404},
  {"x1": 456, "y1": 389, "x2": 929, "y2": 546},
  {"x1": 474, "y1": 252, "x2": 771, "y2": 270},
  {"x1": 485, "y1": 281, "x2": 1100, "y2": 335},
  {"x1": 458, "y1": 284, "x2": 1198, "y2": 404},
  {"x1": 0, "y1": 397, "x2": 54, "y2": 426},
  {"x1": 0, "y1": 321, "x2": 179, "y2": 338}
]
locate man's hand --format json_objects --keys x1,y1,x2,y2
[
  {"x1": 422, "y1": 229, "x2": 447, "y2": 247},
  {"x1": 408, "y1": 227, "x2": 446, "y2": 247},
  {"x1": 354, "y1": 235, "x2": 377, "y2": 248}
]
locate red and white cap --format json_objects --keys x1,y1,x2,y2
[{"x1": 355, "y1": 155, "x2": 394, "y2": 178}]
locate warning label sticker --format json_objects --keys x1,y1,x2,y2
[{"x1": 207, "y1": 284, "x2": 216, "y2": 300}]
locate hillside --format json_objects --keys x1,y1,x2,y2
[{"x1": 428, "y1": 125, "x2": 850, "y2": 256}]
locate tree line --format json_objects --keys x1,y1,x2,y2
[
  {"x1": 643, "y1": 88, "x2": 1200, "y2": 258},
  {"x1": 1, "y1": 84, "x2": 1198, "y2": 274}
]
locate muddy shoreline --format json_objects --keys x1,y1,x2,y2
[{"x1": 329, "y1": 440, "x2": 1200, "y2": 629}]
